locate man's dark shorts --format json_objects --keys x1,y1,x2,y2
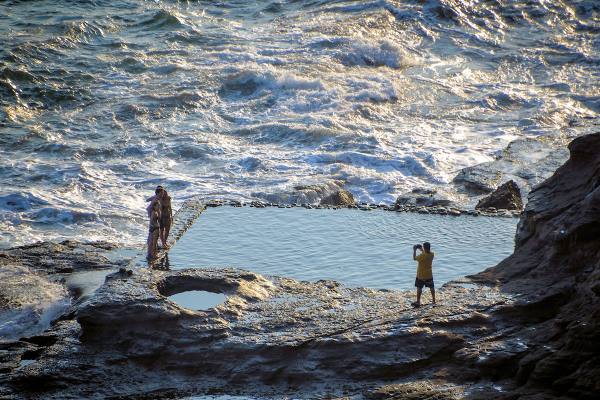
[{"x1": 415, "y1": 278, "x2": 434, "y2": 289}]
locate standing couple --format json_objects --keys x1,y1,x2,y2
[{"x1": 146, "y1": 185, "x2": 173, "y2": 260}]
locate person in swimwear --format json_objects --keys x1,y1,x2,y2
[
  {"x1": 158, "y1": 187, "x2": 173, "y2": 249},
  {"x1": 147, "y1": 199, "x2": 161, "y2": 260}
]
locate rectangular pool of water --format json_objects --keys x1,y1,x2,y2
[{"x1": 168, "y1": 207, "x2": 517, "y2": 290}]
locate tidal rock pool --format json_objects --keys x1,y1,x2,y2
[
  {"x1": 169, "y1": 207, "x2": 517, "y2": 289},
  {"x1": 168, "y1": 290, "x2": 227, "y2": 311}
]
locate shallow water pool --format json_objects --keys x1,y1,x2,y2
[
  {"x1": 169, "y1": 207, "x2": 517, "y2": 290},
  {"x1": 168, "y1": 291, "x2": 226, "y2": 311}
]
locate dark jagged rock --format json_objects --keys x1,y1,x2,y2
[
  {"x1": 1, "y1": 240, "x2": 120, "y2": 274},
  {"x1": 475, "y1": 180, "x2": 523, "y2": 211},
  {"x1": 471, "y1": 132, "x2": 600, "y2": 398}
]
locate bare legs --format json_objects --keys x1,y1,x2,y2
[
  {"x1": 160, "y1": 220, "x2": 171, "y2": 249},
  {"x1": 414, "y1": 287, "x2": 436, "y2": 307},
  {"x1": 147, "y1": 229, "x2": 159, "y2": 259}
]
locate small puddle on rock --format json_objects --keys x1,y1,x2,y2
[{"x1": 168, "y1": 291, "x2": 226, "y2": 310}]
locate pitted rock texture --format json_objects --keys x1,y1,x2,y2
[{"x1": 1, "y1": 251, "x2": 519, "y2": 399}]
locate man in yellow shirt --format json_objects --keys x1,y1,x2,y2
[{"x1": 412, "y1": 242, "x2": 435, "y2": 307}]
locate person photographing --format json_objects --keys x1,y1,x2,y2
[{"x1": 412, "y1": 242, "x2": 436, "y2": 307}]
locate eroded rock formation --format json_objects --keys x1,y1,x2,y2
[{"x1": 471, "y1": 132, "x2": 600, "y2": 398}]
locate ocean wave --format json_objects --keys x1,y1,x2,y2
[
  {"x1": 477, "y1": 92, "x2": 541, "y2": 111},
  {"x1": 140, "y1": 91, "x2": 209, "y2": 109},
  {"x1": 0, "y1": 0, "x2": 598, "y2": 248},
  {"x1": 117, "y1": 56, "x2": 148, "y2": 73},
  {"x1": 220, "y1": 68, "x2": 325, "y2": 97},
  {"x1": 0, "y1": 67, "x2": 41, "y2": 84},
  {"x1": 0, "y1": 192, "x2": 49, "y2": 213},
  {"x1": 135, "y1": 9, "x2": 187, "y2": 30},
  {"x1": 306, "y1": 151, "x2": 435, "y2": 179},
  {"x1": 340, "y1": 39, "x2": 417, "y2": 69},
  {"x1": 229, "y1": 123, "x2": 337, "y2": 146},
  {"x1": 59, "y1": 20, "x2": 107, "y2": 44},
  {"x1": 237, "y1": 156, "x2": 268, "y2": 172},
  {"x1": 22, "y1": 207, "x2": 98, "y2": 225}
]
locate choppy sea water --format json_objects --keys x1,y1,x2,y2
[
  {"x1": 1, "y1": 0, "x2": 599, "y2": 248},
  {"x1": 169, "y1": 207, "x2": 517, "y2": 289}
]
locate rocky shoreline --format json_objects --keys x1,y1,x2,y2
[
  {"x1": 1, "y1": 133, "x2": 598, "y2": 399},
  {"x1": 204, "y1": 199, "x2": 522, "y2": 218}
]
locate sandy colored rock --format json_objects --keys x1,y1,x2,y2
[{"x1": 320, "y1": 189, "x2": 355, "y2": 206}]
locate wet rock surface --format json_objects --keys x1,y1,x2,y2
[
  {"x1": 1, "y1": 133, "x2": 598, "y2": 399},
  {"x1": 0, "y1": 256, "x2": 516, "y2": 399}
]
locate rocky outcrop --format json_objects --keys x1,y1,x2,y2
[
  {"x1": 471, "y1": 132, "x2": 600, "y2": 398},
  {"x1": 475, "y1": 180, "x2": 523, "y2": 211},
  {"x1": 1, "y1": 256, "x2": 516, "y2": 399},
  {"x1": 1, "y1": 133, "x2": 598, "y2": 399},
  {"x1": 254, "y1": 180, "x2": 355, "y2": 206}
]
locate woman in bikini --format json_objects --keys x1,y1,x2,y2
[
  {"x1": 159, "y1": 188, "x2": 173, "y2": 249},
  {"x1": 147, "y1": 199, "x2": 161, "y2": 260}
]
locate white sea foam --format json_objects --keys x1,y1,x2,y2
[{"x1": 0, "y1": 264, "x2": 70, "y2": 340}]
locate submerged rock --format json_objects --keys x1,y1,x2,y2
[{"x1": 475, "y1": 180, "x2": 523, "y2": 211}]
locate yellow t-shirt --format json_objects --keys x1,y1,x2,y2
[{"x1": 415, "y1": 252, "x2": 434, "y2": 280}]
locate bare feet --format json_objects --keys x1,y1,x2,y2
[{"x1": 411, "y1": 301, "x2": 421, "y2": 308}]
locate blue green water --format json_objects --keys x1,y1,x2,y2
[{"x1": 169, "y1": 207, "x2": 517, "y2": 290}]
